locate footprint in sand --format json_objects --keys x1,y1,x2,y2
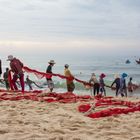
[
  {"x1": 131, "y1": 137, "x2": 140, "y2": 140},
  {"x1": 69, "y1": 127, "x2": 79, "y2": 131},
  {"x1": 0, "y1": 130, "x2": 9, "y2": 134}
]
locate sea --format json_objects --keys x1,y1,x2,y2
[{"x1": 0, "y1": 55, "x2": 140, "y2": 96}]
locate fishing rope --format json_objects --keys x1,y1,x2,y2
[{"x1": 23, "y1": 66, "x2": 92, "y2": 86}]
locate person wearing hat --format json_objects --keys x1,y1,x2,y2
[
  {"x1": 99, "y1": 73, "x2": 106, "y2": 96},
  {"x1": 7, "y1": 55, "x2": 25, "y2": 93},
  {"x1": 89, "y1": 73, "x2": 100, "y2": 96},
  {"x1": 118, "y1": 73, "x2": 128, "y2": 97},
  {"x1": 46, "y1": 60, "x2": 55, "y2": 92},
  {"x1": 64, "y1": 64, "x2": 75, "y2": 93},
  {"x1": 111, "y1": 74, "x2": 120, "y2": 97}
]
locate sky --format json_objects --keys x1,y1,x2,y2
[{"x1": 0, "y1": 0, "x2": 140, "y2": 59}]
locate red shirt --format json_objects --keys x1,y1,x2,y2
[{"x1": 10, "y1": 58, "x2": 23, "y2": 74}]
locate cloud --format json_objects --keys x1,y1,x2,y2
[
  {"x1": 0, "y1": 0, "x2": 139, "y2": 44},
  {"x1": 0, "y1": 36, "x2": 140, "y2": 60}
]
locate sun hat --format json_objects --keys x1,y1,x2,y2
[
  {"x1": 100, "y1": 73, "x2": 106, "y2": 78},
  {"x1": 114, "y1": 74, "x2": 120, "y2": 79},
  {"x1": 65, "y1": 64, "x2": 69, "y2": 68},
  {"x1": 122, "y1": 73, "x2": 128, "y2": 78},
  {"x1": 7, "y1": 55, "x2": 14, "y2": 61},
  {"x1": 92, "y1": 73, "x2": 96, "y2": 76},
  {"x1": 48, "y1": 60, "x2": 55, "y2": 64}
]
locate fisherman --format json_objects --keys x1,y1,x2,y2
[
  {"x1": 7, "y1": 55, "x2": 25, "y2": 93},
  {"x1": 0, "y1": 59, "x2": 2, "y2": 77},
  {"x1": 118, "y1": 73, "x2": 128, "y2": 97},
  {"x1": 26, "y1": 75, "x2": 43, "y2": 90},
  {"x1": 3, "y1": 68, "x2": 10, "y2": 90},
  {"x1": 64, "y1": 64, "x2": 75, "y2": 93},
  {"x1": 26, "y1": 75, "x2": 33, "y2": 90},
  {"x1": 128, "y1": 77, "x2": 133, "y2": 94},
  {"x1": 89, "y1": 73, "x2": 100, "y2": 96},
  {"x1": 111, "y1": 74, "x2": 120, "y2": 97},
  {"x1": 46, "y1": 60, "x2": 55, "y2": 92},
  {"x1": 99, "y1": 73, "x2": 106, "y2": 96}
]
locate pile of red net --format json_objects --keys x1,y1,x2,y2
[
  {"x1": 0, "y1": 89, "x2": 91, "y2": 103},
  {"x1": 0, "y1": 89, "x2": 140, "y2": 119},
  {"x1": 78, "y1": 95, "x2": 140, "y2": 118}
]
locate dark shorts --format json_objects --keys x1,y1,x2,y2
[
  {"x1": 47, "y1": 80, "x2": 54, "y2": 90},
  {"x1": 67, "y1": 82, "x2": 75, "y2": 92}
]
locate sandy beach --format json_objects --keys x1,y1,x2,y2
[
  {"x1": 0, "y1": 91, "x2": 140, "y2": 140},
  {"x1": 0, "y1": 0, "x2": 140, "y2": 139}
]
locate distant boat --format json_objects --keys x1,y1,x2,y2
[
  {"x1": 125, "y1": 59, "x2": 131, "y2": 64},
  {"x1": 136, "y1": 59, "x2": 140, "y2": 64}
]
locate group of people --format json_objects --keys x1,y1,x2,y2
[
  {"x1": 46, "y1": 60, "x2": 75, "y2": 93},
  {"x1": 0, "y1": 55, "x2": 25, "y2": 92},
  {"x1": 89, "y1": 73, "x2": 106, "y2": 96},
  {"x1": 111, "y1": 73, "x2": 134, "y2": 97},
  {"x1": 0, "y1": 55, "x2": 75, "y2": 93},
  {"x1": 0, "y1": 55, "x2": 135, "y2": 97},
  {"x1": 89, "y1": 72, "x2": 134, "y2": 97}
]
